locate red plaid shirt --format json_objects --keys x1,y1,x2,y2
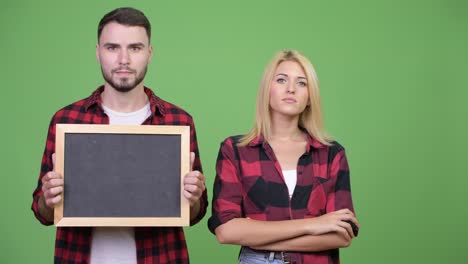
[
  {"x1": 31, "y1": 86, "x2": 208, "y2": 264},
  {"x1": 208, "y1": 134, "x2": 356, "y2": 264}
]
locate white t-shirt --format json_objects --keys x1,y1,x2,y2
[
  {"x1": 90, "y1": 102, "x2": 151, "y2": 264},
  {"x1": 101, "y1": 103, "x2": 151, "y2": 126},
  {"x1": 282, "y1": 169, "x2": 297, "y2": 197}
]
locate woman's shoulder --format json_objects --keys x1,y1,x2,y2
[
  {"x1": 221, "y1": 135, "x2": 244, "y2": 146},
  {"x1": 308, "y1": 134, "x2": 345, "y2": 153},
  {"x1": 323, "y1": 140, "x2": 348, "y2": 161},
  {"x1": 328, "y1": 140, "x2": 345, "y2": 151}
]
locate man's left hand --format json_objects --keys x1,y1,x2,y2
[{"x1": 183, "y1": 152, "x2": 205, "y2": 207}]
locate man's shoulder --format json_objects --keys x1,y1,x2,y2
[
  {"x1": 144, "y1": 87, "x2": 188, "y2": 115},
  {"x1": 159, "y1": 98, "x2": 192, "y2": 117},
  {"x1": 50, "y1": 97, "x2": 90, "y2": 124},
  {"x1": 154, "y1": 95, "x2": 195, "y2": 126}
]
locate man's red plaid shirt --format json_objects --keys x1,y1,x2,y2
[{"x1": 31, "y1": 86, "x2": 207, "y2": 264}]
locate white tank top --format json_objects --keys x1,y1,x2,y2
[
  {"x1": 90, "y1": 102, "x2": 151, "y2": 264},
  {"x1": 282, "y1": 169, "x2": 297, "y2": 197}
]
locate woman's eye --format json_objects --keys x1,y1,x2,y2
[
  {"x1": 276, "y1": 78, "x2": 286, "y2": 84},
  {"x1": 298, "y1": 81, "x2": 307, "y2": 87}
]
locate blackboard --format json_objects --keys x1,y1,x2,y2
[{"x1": 54, "y1": 124, "x2": 190, "y2": 226}]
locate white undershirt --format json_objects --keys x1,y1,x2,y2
[
  {"x1": 90, "y1": 103, "x2": 151, "y2": 264},
  {"x1": 101, "y1": 103, "x2": 151, "y2": 125},
  {"x1": 282, "y1": 170, "x2": 297, "y2": 197}
]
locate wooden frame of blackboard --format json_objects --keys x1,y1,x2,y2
[{"x1": 54, "y1": 124, "x2": 190, "y2": 227}]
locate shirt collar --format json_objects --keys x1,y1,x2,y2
[
  {"x1": 247, "y1": 130, "x2": 327, "y2": 151},
  {"x1": 83, "y1": 85, "x2": 166, "y2": 116}
]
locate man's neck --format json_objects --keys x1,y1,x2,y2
[{"x1": 101, "y1": 84, "x2": 149, "y2": 113}]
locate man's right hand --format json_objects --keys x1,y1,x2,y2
[{"x1": 41, "y1": 153, "x2": 64, "y2": 209}]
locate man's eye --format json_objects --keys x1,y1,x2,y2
[
  {"x1": 107, "y1": 46, "x2": 116, "y2": 51},
  {"x1": 130, "y1": 47, "x2": 141, "y2": 51}
]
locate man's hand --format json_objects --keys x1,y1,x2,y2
[
  {"x1": 41, "y1": 153, "x2": 64, "y2": 208},
  {"x1": 38, "y1": 153, "x2": 64, "y2": 222},
  {"x1": 183, "y1": 152, "x2": 205, "y2": 207}
]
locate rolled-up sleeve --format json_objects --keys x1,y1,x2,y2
[
  {"x1": 326, "y1": 147, "x2": 356, "y2": 213},
  {"x1": 31, "y1": 116, "x2": 56, "y2": 226},
  {"x1": 208, "y1": 138, "x2": 243, "y2": 234},
  {"x1": 188, "y1": 117, "x2": 208, "y2": 226}
]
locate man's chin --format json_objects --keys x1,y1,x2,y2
[
  {"x1": 110, "y1": 79, "x2": 138, "y2": 93},
  {"x1": 102, "y1": 72, "x2": 146, "y2": 93},
  {"x1": 113, "y1": 85, "x2": 137, "y2": 93}
]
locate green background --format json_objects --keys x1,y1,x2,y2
[{"x1": 2, "y1": 0, "x2": 467, "y2": 263}]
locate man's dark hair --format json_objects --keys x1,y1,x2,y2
[{"x1": 98, "y1": 7, "x2": 151, "y2": 42}]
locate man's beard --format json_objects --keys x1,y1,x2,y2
[{"x1": 101, "y1": 66, "x2": 148, "y2": 93}]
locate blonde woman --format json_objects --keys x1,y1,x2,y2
[{"x1": 208, "y1": 50, "x2": 359, "y2": 264}]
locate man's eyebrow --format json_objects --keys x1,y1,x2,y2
[
  {"x1": 128, "y1": 42, "x2": 146, "y2": 47},
  {"x1": 102, "y1": 43, "x2": 120, "y2": 47},
  {"x1": 101, "y1": 42, "x2": 146, "y2": 47}
]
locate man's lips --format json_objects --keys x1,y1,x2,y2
[{"x1": 113, "y1": 69, "x2": 135, "y2": 74}]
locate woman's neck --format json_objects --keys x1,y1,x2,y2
[{"x1": 269, "y1": 114, "x2": 303, "y2": 141}]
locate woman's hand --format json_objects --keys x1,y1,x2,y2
[{"x1": 307, "y1": 209, "x2": 359, "y2": 240}]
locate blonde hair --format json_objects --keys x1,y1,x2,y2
[{"x1": 238, "y1": 50, "x2": 332, "y2": 146}]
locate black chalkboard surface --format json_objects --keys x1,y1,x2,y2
[{"x1": 54, "y1": 124, "x2": 190, "y2": 226}]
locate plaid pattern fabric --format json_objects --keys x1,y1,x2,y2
[
  {"x1": 208, "y1": 134, "x2": 356, "y2": 264},
  {"x1": 31, "y1": 86, "x2": 207, "y2": 264}
]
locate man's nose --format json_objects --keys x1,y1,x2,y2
[{"x1": 118, "y1": 49, "x2": 130, "y2": 65}]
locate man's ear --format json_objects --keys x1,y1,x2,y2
[
  {"x1": 96, "y1": 43, "x2": 100, "y2": 63},
  {"x1": 148, "y1": 44, "x2": 154, "y2": 63}
]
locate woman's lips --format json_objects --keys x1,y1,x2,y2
[{"x1": 282, "y1": 98, "x2": 297, "y2": 103}]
